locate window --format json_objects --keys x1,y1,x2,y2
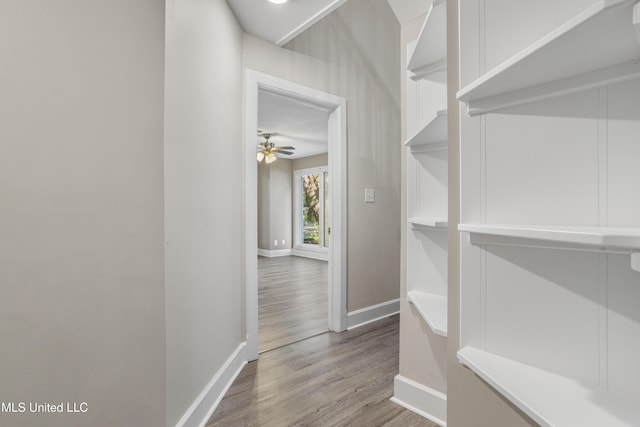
[{"x1": 294, "y1": 167, "x2": 329, "y2": 250}]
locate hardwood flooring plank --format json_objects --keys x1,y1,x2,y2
[
  {"x1": 258, "y1": 256, "x2": 328, "y2": 352},
  {"x1": 207, "y1": 315, "x2": 438, "y2": 427}
]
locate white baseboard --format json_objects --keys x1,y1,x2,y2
[
  {"x1": 346, "y1": 299, "x2": 400, "y2": 330},
  {"x1": 391, "y1": 375, "x2": 447, "y2": 427},
  {"x1": 257, "y1": 248, "x2": 292, "y2": 257},
  {"x1": 291, "y1": 247, "x2": 328, "y2": 261},
  {"x1": 175, "y1": 342, "x2": 247, "y2": 427}
]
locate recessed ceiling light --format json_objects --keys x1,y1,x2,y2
[{"x1": 268, "y1": 0, "x2": 288, "y2": 4}]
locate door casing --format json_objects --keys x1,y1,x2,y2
[{"x1": 244, "y1": 69, "x2": 348, "y2": 360}]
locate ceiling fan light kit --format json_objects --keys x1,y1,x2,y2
[
  {"x1": 256, "y1": 133, "x2": 295, "y2": 164},
  {"x1": 265, "y1": 152, "x2": 277, "y2": 164}
]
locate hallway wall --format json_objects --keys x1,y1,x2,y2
[
  {"x1": 0, "y1": 1, "x2": 166, "y2": 426},
  {"x1": 164, "y1": 0, "x2": 244, "y2": 425},
  {"x1": 244, "y1": 0, "x2": 402, "y2": 311}
]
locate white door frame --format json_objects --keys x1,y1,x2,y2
[{"x1": 244, "y1": 70, "x2": 347, "y2": 361}]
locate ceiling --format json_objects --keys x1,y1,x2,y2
[
  {"x1": 233, "y1": 0, "x2": 430, "y2": 160},
  {"x1": 258, "y1": 90, "x2": 329, "y2": 159},
  {"x1": 386, "y1": 0, "x2": 431, "y2": 25},
  {"x1": 227, "y1": 0, "x2": 430, "y2": 45},
  {"x1": 226, "y1": 0, "x2": 349, "y2": 46}
]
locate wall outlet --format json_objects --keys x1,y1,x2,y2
[
  {"x1": 365, "y1": 188, "x2": 375, "y2": 203},
  {"x1": 274, "y1": 240, "x2": 278, "y2": 247}
]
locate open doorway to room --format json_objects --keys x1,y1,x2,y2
[
  {"x1": 256, "y1": 89, "x2": 330, "y2": 352},
  {"x1": 244, "y1": 70, "x2": 347, "y2": 361}
]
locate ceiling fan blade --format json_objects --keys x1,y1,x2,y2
[
  {"x1": 276, "y1": 146, "x2": 296, "y2": 150},
  {"x1": 276, "y1": 150, "x2": 294, "y2": 155}
]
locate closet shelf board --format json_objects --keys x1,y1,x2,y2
[
  {"x1": 408, "y1": 217, "x2": 448, "y2": 230},
  {"x1": 408, "y1": 0, "x2": 447, "y2": 82},
  {"x1": 458, "y1": 346, "x2": 640, "y2": 427},
  {"x1": 459, "y1": 224, "x2": 640, "y2": 270},
  {"x1": 458, "y1": 223, "x2": 640, "y2": 250},
  {"x1": 457, "y1": 0, "x2": 640, "y2": 115},
  {"x1": 405, "y1": 110, "x2": 448, "y2": 149},
  {"x1": 407, "y1": 290, "x2": 447, "y2": 337}
]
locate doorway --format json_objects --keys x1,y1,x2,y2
[
  {"x1": 244, "y1": 70, "x2": 347, "y2": 361},
  {"x1": 256, "y1": 93, "x2": 329, "y2": 352}
]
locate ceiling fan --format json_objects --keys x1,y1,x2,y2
[{"x1": 256, "y1": 133, "x2": 295, "y2": 163}]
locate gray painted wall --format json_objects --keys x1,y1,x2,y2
[
  {"x1": 258, "y1": 159, "x2": 293, "y2": 251},
  {"x1": 291, "y1": 153, "x2": 328, "y2": 171},
  {"x1": 245, "y1": 0, "x2": 401, "y2": 311},
  {"x1": 0, "y1": 1, "x2": 166, "y2": 426},
  {"x1": 258, "y1": 161, "x2": 271, "y2": 251},
  {"x1": 164, "y1": 0, "x2": 244, "y2": 425},
  {"x1": 258, "y1": 154, "x2": 328, "y2": 252}
]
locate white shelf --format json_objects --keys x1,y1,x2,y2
[
  {"x1": 458, "y1": 224, "x2": 640, "y2": 250},
  {"x1": 407, "y1": 0, "x2": 447, "y2": 82},
  {"x1": 457, "y1": 0, "x2": 640, "y2": 115},
  {"x1": 408, "y1": 217, "x2": 448, "y2": 231},
  {"x1": 458, "y1": 346, "x2": 640, "y2": 427},
  {"x1": 407, "y1": 290, "x2": 447, "y2": 337},
  {"x1": 459, "y1": 224, "x2": 640, "y2": 271},
  {"x1": 404, "y1": 110, "x2": 447, "y2": 152}
]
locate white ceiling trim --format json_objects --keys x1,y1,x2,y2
[
  {"x1": 276, "y1": 0, "x2": 350, "y2": 45},
  {"x1": 227, "y1": 0, "x2": 352, "y2": 46}
]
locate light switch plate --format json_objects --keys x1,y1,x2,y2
[
  {"x1": 365, "y1": 188, "x2": 375, "y2": 203},
  {"x1": 634, "y1": 2, "x2": 640, "y2": 44},
  {"x1": 632, "y1": 252, "x2": 640, "y2": 272}
]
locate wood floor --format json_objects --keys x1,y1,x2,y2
[
  {"x1": 207, "y1": 315, "x2": 438, "y2": 427},
  {"x1": 258, "y1": 256, "x2": 328, "y2": 352}
]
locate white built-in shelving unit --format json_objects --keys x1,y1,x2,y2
[
  {"x1": 395, "y1": 0, "x2": 449, "y2": 424},
  {"x1": 458, "y1": 1, "x2": 640, "y2": 425},
  {"x1": 405, "y1": 0, "x2": 448, "y2": 338}
]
